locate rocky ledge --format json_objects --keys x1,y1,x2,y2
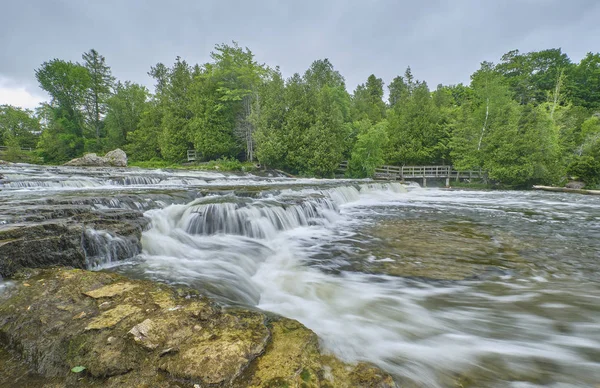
[
  {"x1": 0, "y1": 268, "x2": 396, "y2": 387},
  {"x1": 0, "y1": 208, "x2": 149, "y2": 278}
]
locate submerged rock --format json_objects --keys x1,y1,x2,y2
[
  {"x1": 0, "y1": 268, "x2": 396, "y2": 387},
  {"x1": 64, "y1": 148, "x2": 127, "y2": 167}
]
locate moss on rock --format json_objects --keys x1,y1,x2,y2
[{"x1": 0, "y1": 268, "x2": 397, "y2": 387}]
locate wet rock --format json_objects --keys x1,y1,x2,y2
[
  {"x1": 84, "y1": 282, "x2": 139, "y2": 299},
  {"x1": 0, "y1": 268, "x2": 397, "y2": 387},
  {"x1": 85, "y1": 304, "x2": 141, "y2": 331},
  {"x1": 64, "y1": 148, "x2": 128, "y2": 167},
  {"x1": 0, "y1": 209, "x2": 149, "y2": 277}
]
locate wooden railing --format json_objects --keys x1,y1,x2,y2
[
  {"x1": 338, "y1": 162, "x2": 482, "y2": 180},
  {"x1": 0, "y1": 146, "x2": 33, "y2": 152}
]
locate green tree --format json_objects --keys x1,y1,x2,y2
[
  {"x1": 149, "y1": 57, "x2": 194, "y2": 162},
  {"x1": 450, "y1": 62, "x2": 516, "y2": 171},
  {"x1": 82, "y1": 49, "x2": 115, "y2": 144},
  {"x1": 35, "y1": 59, "x2": 90, "y2": 162},
  {"x1": 125, "y1": 100, "x2": 163, "y2": 161},
  {"x1": 567, "y1": 53, "x2": 600, "y2": 109},
  {"x1": 0, "y1": 105, "x2": 40, "y2": 149},
  {"x1": 385, "y1": 74, "x2": 444, "y2": 165},
  {"x1": 104, "y1": 81, "x2": 149, "y2": 150},
  {"x1": 253, "y1": 68, "x2": 287, "y2": 167},
  {"x1": 351, "y1": 74, "x2": 386, "y2": 123},
  {"x1": 347, "y1": 119, "x2": 388, "y2": 177}
]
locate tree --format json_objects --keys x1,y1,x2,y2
[
  {"x1": 567, "y1": 52, "x2": 600, "y2": 109},
  {"x1": 125, "y1": 100, "x2": 163, "y2": 161},
  {"x1": 496, "y1": 48, "x2": 572, "y2": 105},
  {"x1": 347, "y1": 119, "x2": 388, "y2": 177},
  {"x1": 82, "y1": 49, "x2": 115, "y2": 143},
  {"x1": 0, "y1": 105, "x2": 40, "y2": 149},
  {"x1": 149, "y1": 57, "x2": 194, "y2": 162},
  {"x1": 35, "y1": 59, "x2": 90, "y2": 161},
  {"x1": 104, "y1": 81, "x2": 149, "y2": 150},
  {"x1": 450, "y1": 62, "x2": 517, "y2": 170},
  {"x1": 351, "y1": 74, "x2": 386, "y2": 123},
  {"x1": 253, "y1": 68, "x2": 287, "y2": 167},
  {"x1": 385, "y1": 74, "x2": 444, "y2": 165}
]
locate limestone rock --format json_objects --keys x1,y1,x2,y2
[
  {"x1": 104, "y1": 149, "x2": 127, "y2": 167},
  {"x1": 84, "y1": 282, "x2": 138, "y2": 299},
  {"x1": 0, "y1": 268, "x2": 397, "y2": 387},
  {"x1": 85, "y1": 305, "x2": 141, "y2": 330},
  {"x1": 64, "y1": 149, "x2": 128, "y2": 167},
  {"x1": 0, "y1": 209, "x2": 149, "y2": 277},
  {"x1": 566, "y1": 181, "x2": 585, "y2": 189}
]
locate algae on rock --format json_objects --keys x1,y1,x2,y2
[{"x1": 0, "y1": 268, "x2": 397, "y2": 387}]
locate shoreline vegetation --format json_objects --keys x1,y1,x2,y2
[{"x1": 0, "y1": 44, "x2": 599, "y2": 188}]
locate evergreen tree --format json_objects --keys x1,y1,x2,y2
[{"x1": 82, "y1": 49, "x2": 114, "y2": 145}]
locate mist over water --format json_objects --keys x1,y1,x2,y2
[{"x1": 2, "y1": 165, "x2": 600, "y2": 386}]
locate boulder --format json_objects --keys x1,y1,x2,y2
[
  {"x1": 0, "y1": 268, "x2": 397, "y2": 387},
  {"x1": 64, "y1": 149, "x2": 128, "y2": 167},
  {"x1": 566, "y1": 181, "x2": 586, "y2": 189},
  {"x1": 104, "y1": 149, "x2": 127, "y2": 167}
]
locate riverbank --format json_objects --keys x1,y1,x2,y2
[{"x1": 533, "y1": 185, "x2": 600, "y2": 195}]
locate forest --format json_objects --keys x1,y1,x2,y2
[{"x1": 1, "y1": 43, "x2": 599, "y2": 187}]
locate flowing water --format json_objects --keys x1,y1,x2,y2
[{"x1": 2, "y1": 165, "x2": 600, "y2": 387}]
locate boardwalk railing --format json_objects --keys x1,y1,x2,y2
[
  {"x1": 0, "y1": 146, "x2": 33, "y2": 152},
  {"x1": 338, "y1": 162, "x2": 482, "y2": 181}
]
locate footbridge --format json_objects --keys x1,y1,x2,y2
[{"x1": 338, "y1": 162, "x2": 483, "y2": 187}]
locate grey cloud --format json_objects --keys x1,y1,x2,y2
[{"x1": 1, "y1": 0, "x2": 599, "y2": 100}]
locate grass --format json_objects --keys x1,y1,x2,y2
[{"x1": 129, "y1": 157, "x2": 258, "y2": 172}]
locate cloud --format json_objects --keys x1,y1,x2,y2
[
  {"x1": 1, "y1": 0, "x2": 599, "y2": 108},
  {"x1": 0, "y1": 77, "x2": 47, "y2": 110}
]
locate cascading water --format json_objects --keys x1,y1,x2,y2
[
  {"x1": 3, "y1": 164, "x2": 600, "y2": 386},
  {"x1": 123, "y1": 182, "x2": 600, "y2": 387},
  {"x1": 83, "y1": 229, "x2": 142, "y2": 268}
]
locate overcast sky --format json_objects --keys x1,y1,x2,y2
[{"x1": 1, "y1": 0, "x2": 599, "y2": 109}]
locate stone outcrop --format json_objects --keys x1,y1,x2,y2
[
  {"x1": 566, "y1": 181, "x2": 586, "y2": 189},
  {"x1": 0, "y1": 208, "x2": 149, "y2": 277},
  {"x1": 0, "y1": 268, "x2": 397, "y2": 387},
  {"x1": 64, "y1": 149, "x2": 127, "y2": 167}
]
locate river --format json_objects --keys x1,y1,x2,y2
[{"x1": 1, "y1": 164, "x2": 600, "y2": 387}]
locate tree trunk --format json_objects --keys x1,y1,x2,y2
[{"x1": 477, "y1": 98, "x2": 490, "y2": 151}]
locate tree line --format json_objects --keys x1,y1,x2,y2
[{"x1": 1, "y1": 43, "x2": 600, "y2": 187}]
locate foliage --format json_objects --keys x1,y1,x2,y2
[
  {"x1": 347, "y1": 120, "x2": 388, "y2": 178},
  {"x1": 0, "y1": 105, "x2": 40, "y2": 149},
  {"x1": 16, "y1": 44, "x2": 600, "y2": 186}
]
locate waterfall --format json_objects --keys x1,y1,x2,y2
[{"x1": 83, "y1": 229, "x2": 141, "y2": 268}]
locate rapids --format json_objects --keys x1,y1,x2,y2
[{"x1": 2, "y1": 164, "x2": 600, "y2": 386}]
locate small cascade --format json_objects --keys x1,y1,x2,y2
[
  {"x1": 83, "y1": 229, "x2": 141, "y2": 268},
  {"x1": 109, "y1": 176, "x2": 163, "y2": 186},
  {"x1": 163, "y1": 182, "x2": 408, "y2": 240}
]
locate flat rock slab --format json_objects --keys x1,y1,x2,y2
[
  {"x1": 85, "y1": 304, "x2": 141, "y2": 330},
  {"x1": 84, "y1": 282, "x2": 138, "y2": 298},
  {"x1": 0, "y1": 268, "x2": 397, "y2": 387}
]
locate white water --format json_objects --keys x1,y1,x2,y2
[
  {"x1": 3, "y1": 164, "x2": 600, "y2": 386},
  {"x1": 129, "y1": 184, "x2": 600, "y2": 387}
]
